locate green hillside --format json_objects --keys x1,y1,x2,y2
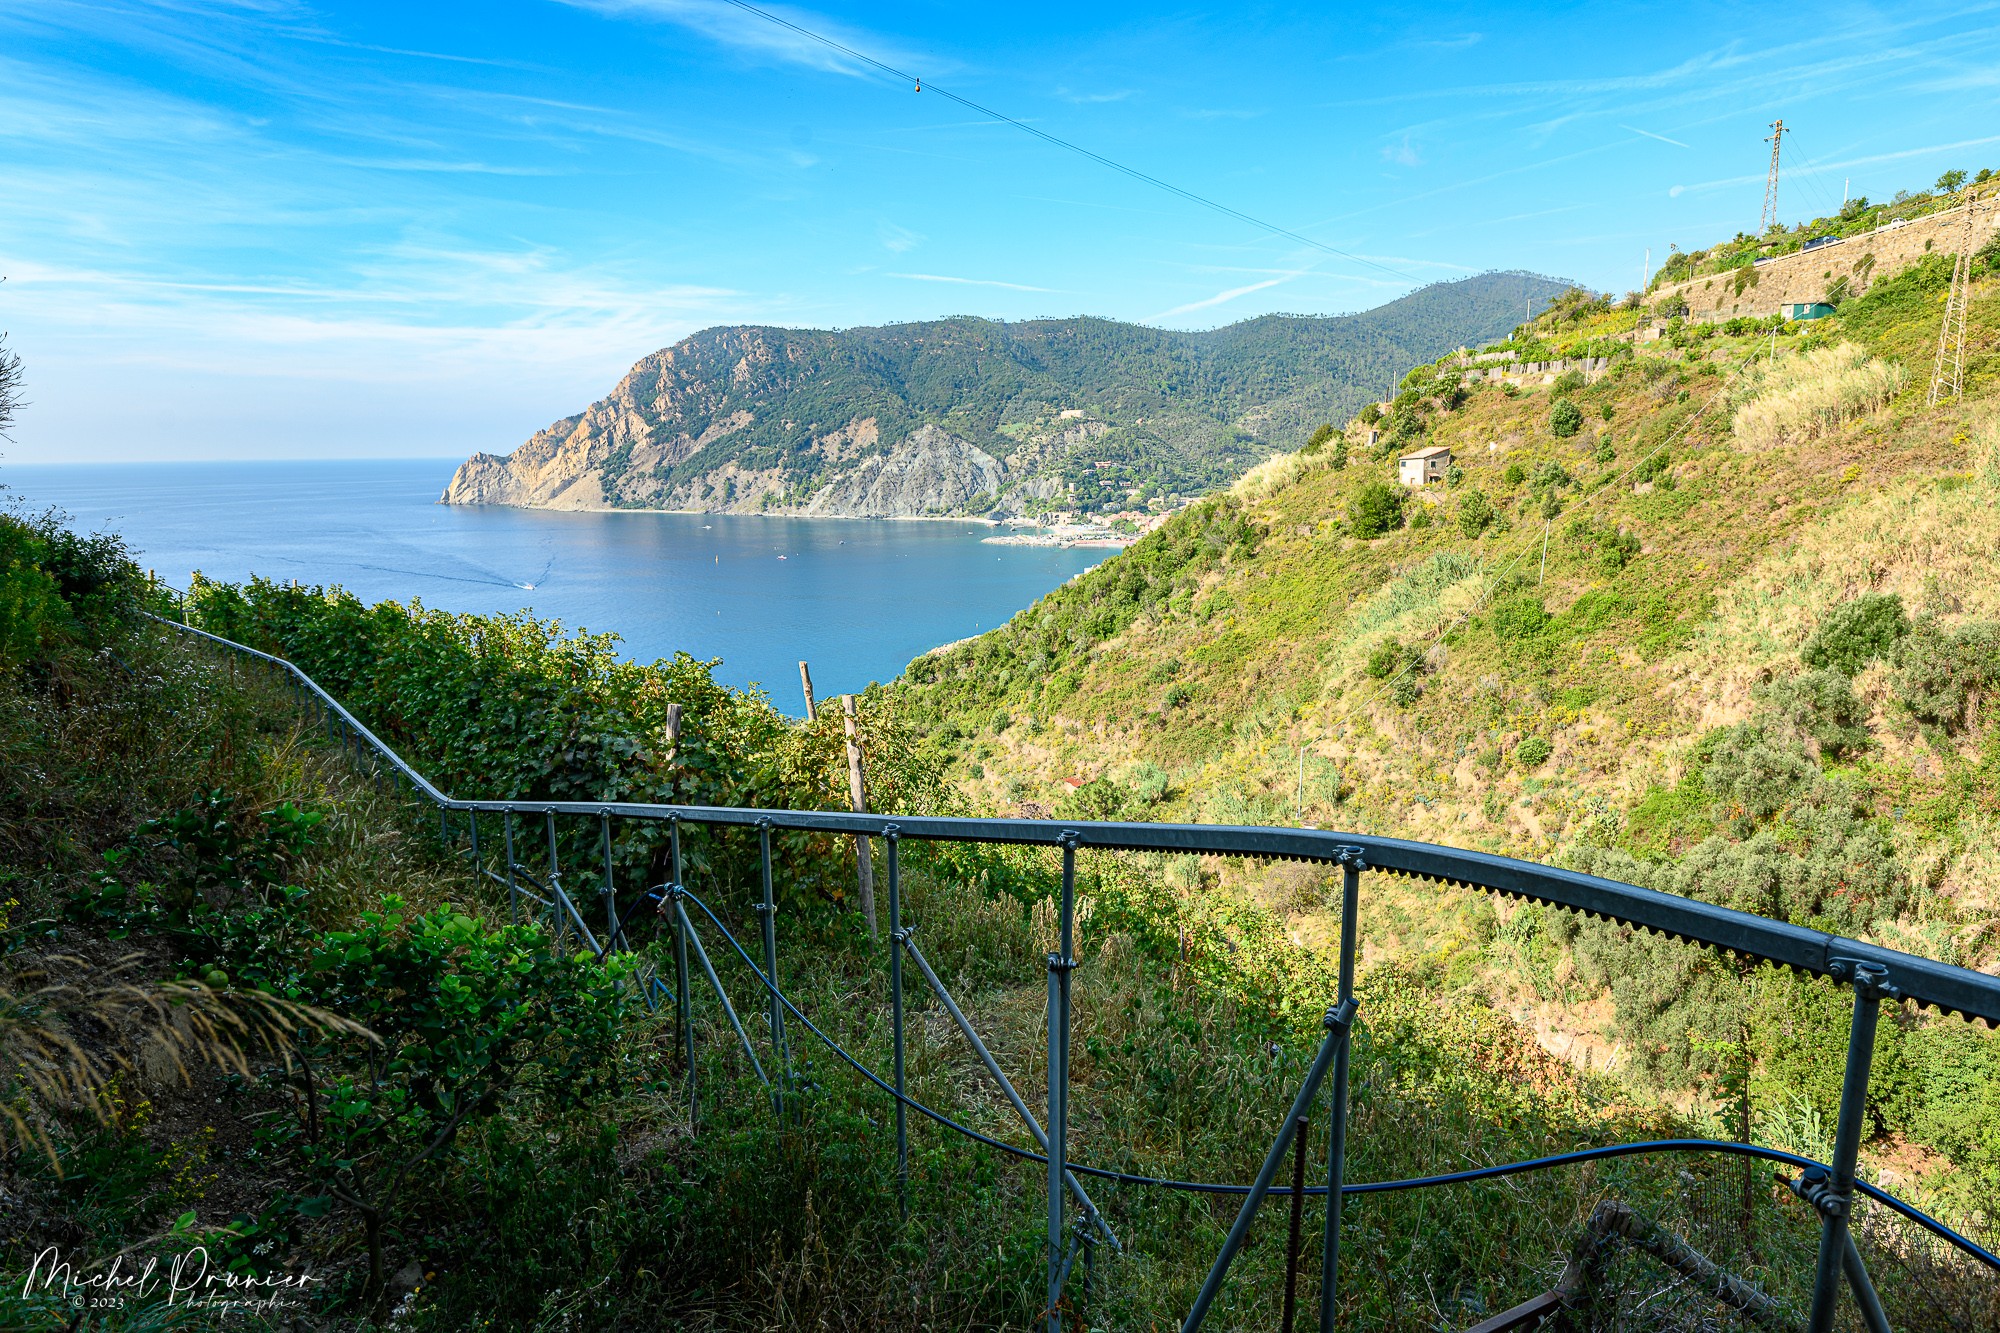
[{"x1": 890, "y1": 253, "x2": 2000, "y2": 1215}]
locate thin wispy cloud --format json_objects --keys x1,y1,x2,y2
[
  {"x1": 555, "y1": 0, "x2": 927, "y2": 80},
  {"x1": 1148, "y1": 275, "x2": 1295, "y2": 322},
  {"x1": 1381, "y1": 132, "x2": 1422, "y2": 167},
  {"x1": 878, "y1": 223, "x2": 924, "y2": 253},
  {"x1": 1054, "y1": 87, "x2": 1134, "y2": 104},
  {"x1": 1669, "y1": 132, "x2": 2000, "y2": 196},
  {"x1": 1621, "y1": 124, "x2": 1690, "y2": 148},
  {"x1": 886, "y1": 273, "x2": 1057, "y2": 292}
]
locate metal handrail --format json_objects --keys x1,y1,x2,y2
[
  {"x1": 155, "y1": 615, "x2": 2000, "y2": 1027},
  {"x1": 153, "y1": 611, "x2": 2000, "y2": 1330}
]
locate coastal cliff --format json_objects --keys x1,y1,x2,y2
[{"x1": 441, "y1": 271, "x2": 1575, "y2": 519}]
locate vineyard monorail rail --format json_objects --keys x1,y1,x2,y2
[{"x1": 159, "y1": 615, "x2": 2000, "y2": 1333}]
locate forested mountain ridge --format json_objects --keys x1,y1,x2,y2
[{"x1": 441, "y1": 270, "x2": 1572, "y2": 518}]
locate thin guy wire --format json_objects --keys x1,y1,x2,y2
[{"x1": 715, "y1": 0, "x2": 1409, "y2": 281}]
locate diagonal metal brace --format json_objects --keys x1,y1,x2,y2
[{"x1": 902, "y1": 933, "x2": 1121, "y2": 1252}]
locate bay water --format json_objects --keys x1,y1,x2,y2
[{"x1": 6, "y1": 458, "x2": 1105, "y2": 713}]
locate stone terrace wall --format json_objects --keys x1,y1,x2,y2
[{"x1": 1651, "y1": 195, "x2": 1999, "y2": 322}]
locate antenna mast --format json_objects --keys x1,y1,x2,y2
[{"x1": 1760, "y1": 119, "x2": 1785, "y2": 236}]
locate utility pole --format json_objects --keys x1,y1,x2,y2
[{"x1": 1761, "y1": 119, "x2": 1786, "y2": 237}]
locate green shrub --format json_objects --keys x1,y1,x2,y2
[
  {"x1": 1491, "y1": 596, "x2": 1551, "y2": 642},
  {"x1": 1754, "y1": 668, "x2": 1872, "y2": 759},
  {"x1": 1893, "y1": 615, "x2": 2000, "y2": 731},
  {"x1": 1596, "y1": 528, "x2": 1641, "y2": 574},
  {"x1": 1458, "y1": 490, "x2": 1495, "y2": 538},
  {"x1": 1501, "y1": 461, "x2": 1526, "y2": 486},
  {"x1": 1304, "y1": 423, "x2": 1335, "y2": 454},
  {"x1": 0, "y1": 517, "x2": 63, "y2": 666},
  {"x1": 1515, "y1": 735, "x2": 1552, "y2": 767},
  {"x1": 1551, "y1": 370, "x2": 1586, "y2": 394},
  {"x1": 1593, "y1": 435, "x2": 1616, "y2": 464},
  {"x1": 1349, "y1": 481, "x2": 1405, "y2": 539},
  {"x1": 1550, "y1": 397, "x2": 1584, "y2": 438},
  {"x1": 1366, "y1": 638, "x2": 1407, "y2": 679},
  {"x1": 1599, "y1": 403, "x2": 1615, "y2": 421},
  {"x1": 1801, "y1": 593, "x2": 1909, "y2": 675}
]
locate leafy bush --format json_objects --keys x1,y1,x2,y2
[
  {"x1": 1551, "y1": 370, "x2": 1586, "y2": 394},
  {"x1": 1366, "y1": 638, "x2": 1407, "y2": 679},
  {"x1": 1515, "y1": 736, "x2": 1552, "y2": 767},
  {"x1": 1549, "y1": 396, "x2": 1584, "y2": 438},
  {"x1": 1593, "y1": 435, "x2": 1616, "y2": 464},
  {"x1": 1893, "y1": 615, "x2": 2000, "y2": 731},
  {"x1": 1595, "y1": 528, "x2": 1641, "y2": 574},
  {"x1": 1754, "y1": 668, "x2": 1872, "y2": 759},
  {"x1": 1500, "y1": 460, "x2": 1526, "y2": 486},
  {"x1": 0, "y1": 517, "x2": 63, "y2": 666},
  {"x1": 1491, "y1": 596, "x2": 1551, "y2": 642},
  {"x1": 1349, "y1": 481, "x2": 1406, "y2": 539},
  {"x1": 1530, "y1": 460, "x2": 1574, "y2": 494},
  {"x1": 1303, "y1": 423, "x2": 1335, "y2": 453},
  {"x1": 1801, "y1": 592, "x2": 1909, "y2": 676},
  {"x1": 1458, "y1": 489, "x2": 1495, "y2": 538}
]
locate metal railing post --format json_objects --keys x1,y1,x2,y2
[
  {"x1": 1046, "y1": 833, "x2": 1078, "y2": 1333},
  {"x1": 671, "y1": 818, "x2": 695, "y2": 1133},
  {"x1": 1320, "y1": 850, "x2": 1365, "y2": 1331},
  {"x1": 599, "y1": 810, "x2": 618, "y2": 953},
  {"x1": 1282, "y1": 1113, "x2": 1310, "y2": 1333},
  {"x1": 757, "y1": 820, "x2": 789, "y2": 1114},
  {"x1": 467, "y1": 808, "x2": 481, "y2": 876},
  {"x1": 1806, "y1": 962, "x2": 1891, "y2": 1333},
  {"x1": 544, "y1": 808, "x2": 562, "y2": 940},
  {"x1": 886, "y1": 827, "x2": 909, "y2": 1219},
  {"x1": 502, "y1": 811, "x2": 520, "y2": 925},
  {"x1": 1185, "y1": 1003, "x2": 1354, "y2": 1332}
]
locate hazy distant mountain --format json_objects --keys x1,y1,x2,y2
[{"x1": 442, "y1": 270, "x2": 1575, "y2": 519}]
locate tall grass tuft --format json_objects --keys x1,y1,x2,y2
[{"x1": 1731, "y1": 342, "x2": 1905, "y2": 450}]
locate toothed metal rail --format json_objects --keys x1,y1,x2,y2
[{"x1": 156, "y1": 610, "x2": 2000, "y2": 1332}]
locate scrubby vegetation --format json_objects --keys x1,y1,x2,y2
[
  {"x1": 890, "y1": 230, "x2": 2000, "y2": 1265},
  {"x1": 10, "y1": 498, "x2": 1991, "y2": 1327}
]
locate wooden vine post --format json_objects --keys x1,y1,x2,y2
[
  {"x1": 798, "y1": 661, "x2": 818, "y2": 719},
  {"x1": 842, "y1": 694, "x2": 878, "y2": 938}
]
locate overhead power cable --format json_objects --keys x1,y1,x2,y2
[{"x1": 717, "y1": 0, "x2": 1410, "y2": 281}]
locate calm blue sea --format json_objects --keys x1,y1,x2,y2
[{"x1": 5, "y1": 459, "x2": 1104, "y2": 712}]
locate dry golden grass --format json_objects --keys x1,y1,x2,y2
[
  {"x1": 1229, "y1": 447, "x2": 1312, "y2": 499},
  {"x1": 1677, "y1": 400, "x2": 2000, "y2": 724},
  {"x1": 1730, "y1": 342, "x2": 1906, "y2": 450},
  {"x1": 0, "y1": 952, "x2": 371, "y2": 1168}
]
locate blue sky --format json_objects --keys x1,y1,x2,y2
[{"x1": 5, "y1": 1, "x2": 1999, "y2": 464}]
